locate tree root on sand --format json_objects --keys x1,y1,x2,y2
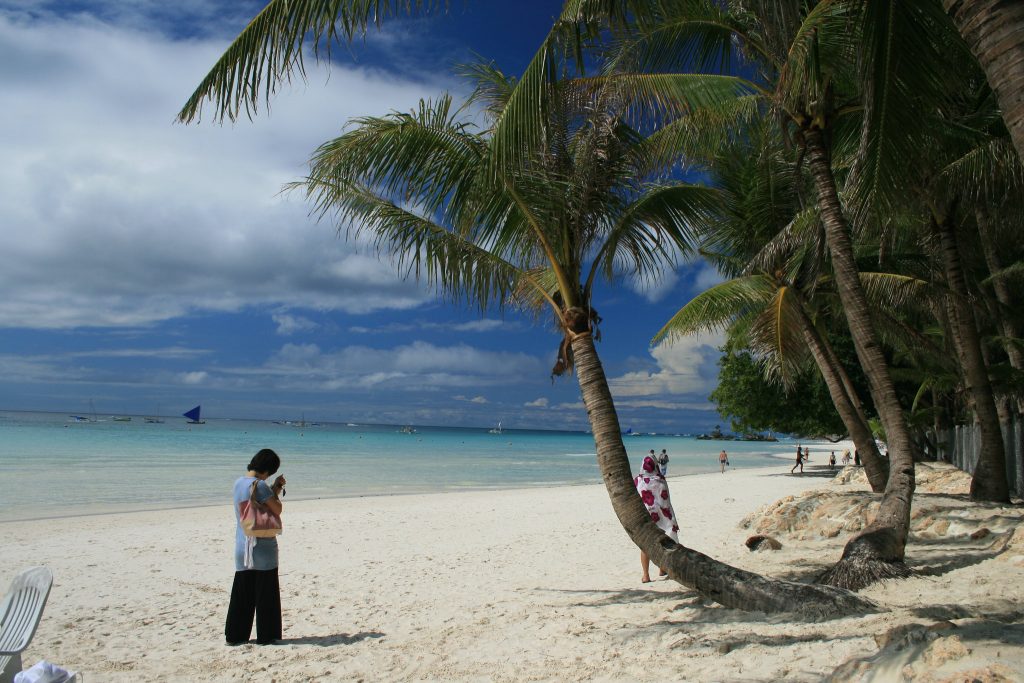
[{"x1": 816, "y1": 549, "x2": 913, "y2": 592}]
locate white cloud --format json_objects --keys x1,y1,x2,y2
[
  {"x1": 348, "y1": 318, "x2": 512, "y2": 334},
  {"x1": 68, "y1": 346, "x2": 210, "y2": 359},
  {"x1": 0, "y1": 12, "x2": 458, "y2": 330},
  {"x1": 609, "y1": 331, "x2": 725, "y2": 398},
  {"x1": 453, "y1": 319, "x2": 506, "y2": 332},
  {"x1": 453, "y1": 395, "x2": 489, "y2": 404},
  {"x1": 524, "y1": 397, "x2": 548, "y2": 408},
  {"x1": 212, "y1": 340, "x2": 545, "y2": 392},
  {"x1": 614, "y1": 399, "x2": 718, "y2": 411},
  {"x1": 178, "y1": 371, "x2": 208, "y2": 385},
  {"x1": 272, "y1": 313, "x2": 318, "y2": 336},
  {"x1": 627, "y1": 269, "x2": 680, "y2": 303},
  {"x1": 691, "y1": 262, "x2": 725, "y2": 293}
]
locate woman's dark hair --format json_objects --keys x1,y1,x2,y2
[{"x1": 247, "y1": 448, "x2": 280, "y2": 475}]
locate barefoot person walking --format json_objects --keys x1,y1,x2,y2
[
  {"x1": 633, "y1": 455, "x2": 679, "y2": 583},
  {"x1": 719, "y1": 449, "x2": 729, "y2": 473},
  {"x1": 790, "y1": 446, "x2": 804, "y2": 474}
]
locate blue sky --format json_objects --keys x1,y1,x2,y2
[{"x1": 0, "y1": 0, "x2": 726, "y2": 431}]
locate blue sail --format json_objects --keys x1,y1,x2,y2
[{"x1": 183, "y1": 405, "x2": 203, "y2": 423}]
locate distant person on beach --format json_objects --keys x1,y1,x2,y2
[
  {"x1": 634, "y1": 455, "x2": 679, "y2": 583},
  {"x1": 829, "y1": 451, "x2": 836, "y2": 470},
  {"x1": 854, "y1": 450, "x2": 861, "y2": 467},
  {"x1": 791, "y1": 447, "x2": 804, "y2": 474},
  {"x1": 226, "y1": 448, "x2": 286, "y2": 646},
  {"x1": 842, "y1": 450, "x2": 852, "y2": 466},
  {"x1": 719, "y1": 449, "x2": 729, "y2": 473},
  {"x1": 657, "y1": 448, "x2": 669, "y2": 476}
]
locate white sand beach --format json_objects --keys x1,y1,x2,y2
[{"x1": 3, "y1": 463, "x2": 1022, "y2": 682}]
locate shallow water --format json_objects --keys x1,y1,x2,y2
[{"x1": 0, "y1": 410, "x2": 814, "y2": 521}]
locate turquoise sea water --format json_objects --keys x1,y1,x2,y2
[{"x1": 0, "y1": 410, "x2": 813, "y2": 521}]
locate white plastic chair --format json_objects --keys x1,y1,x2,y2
[{"x1": 0, "y1": 567, "x2": 53, "y2": 683}]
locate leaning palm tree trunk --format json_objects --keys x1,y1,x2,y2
[
  {"x1": 944, "y1": 0, "x2": 1024, "y2": 163},
  {"x1": 803, "y1": 130, "x2": 918, "y2": 590},
  {"x1": 567, "y1": 314, "x2": 874, "y2": 616},
  {"x1": 976, "y1": 206, "x2": 1024, "y2": 388},
  {"x1": 935, "y1": 209, "x2": 1010, "y2": 502},
  {"x1": 792, "y1": 297, "x2": 888, "y2": 492}
]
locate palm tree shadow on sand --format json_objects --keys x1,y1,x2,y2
[{"x1": 273, "y1": 631, "x2": 385, "y2": 646}]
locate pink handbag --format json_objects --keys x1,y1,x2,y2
[{"x1": 239, "y1": 481, "x2": 282, "y2": 538}]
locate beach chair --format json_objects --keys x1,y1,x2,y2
[{"x1": 0, "y1": 567, "x2": 53, "y2": 683}]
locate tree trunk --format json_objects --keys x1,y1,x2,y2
[
  {"x1": 977, "y1": 204, "x2": 1024, "y2": 496},
  {"x1": 803, "y1": 129, "x2": 918, "y2": 590},
  {"x1": 944, "y1": 0, "x2": 1024, "y2": 163},
  {"x1": 935, "y1": 210, "x2": 1010, "y2": 501},
  {"x1": 566, "y1": 316, "x2": 874, "y2": 616},
  {"x1": 976, "y1": 206, "x2": 1024, "y2": 387},
  {"x1": 791, "y1": 294, "x2": 888, "y2": 491}
]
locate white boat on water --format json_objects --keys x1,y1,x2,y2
[
  {"x1": 70, "y1": 400, "x2": 99, "y2": 423},
  {"x1": 400, "y1": 425, "x2": 417, "y2": 434},
  {"x1": 488, "y1": 421, "x2": 503, "y2": 434}
]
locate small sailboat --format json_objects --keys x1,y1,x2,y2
[
  {"x1": 70, "y1": 400, "x2": 99, "y2": 423},
  {"x1": 183, "y1": 405, "x2": 206, "y2": 424},
  {"x1": 399, "y1": 425, "x2": 417, "y2": 434},
  {"x1": 488, "y1": 421, "x2": 503, "y2": 434},
  {"x1": 145, "y1": 405, "x2": 164, "y2": 424}
]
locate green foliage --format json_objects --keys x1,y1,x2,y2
[{"x1": 710, "y1": 343, "x2": 848, "y2": 438}]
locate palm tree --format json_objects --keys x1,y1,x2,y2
[
  {"x1": 651, "y1": 119, "x2": 889, "y2": 491},
  {"x1": 567, "y1": 0, "x2": 927, "y2": 590},
  {"x1": 284, "y1": 60, "x2": 870, "y2": 614},
  {"x1": 655, "y1": 270, "x2": 889, "y2": 493},
  {"x1": 942, "y1": 0, "x2": 1024, "y2": 163},
  {"x1": 178, "y1": 0, "x2": 871, "y2": 607}
]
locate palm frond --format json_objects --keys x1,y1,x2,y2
[
  {"x1": 306, "y1": 95, "x2": 486, "y2": 222},
  {"x1": 178, "y1": 0, "x2": 438, "y2": 123},
  {"x1": 578, "y1": 73, "x2": 761, "y2": 123},
  {"x1": 457, "y1": 59, "x2": 518, "y2": 125},
  {"x1": 305, "y1": 180, "x2": 525, "y2": 311},
  {"x1": 980, "y1": 259, "x2": 1024, "y2": 287},
  {"x1": 774, "y1": 0, "x2": 858, "y2": 115},
  {"x1": 590, "y1": 184, "x2": 719, "y2": 294},
  {"x1": 848, "y1": 0, "x2": 969, "y2": 219},
  {"x1": 601, "y1": 1, "x2": 751, "y2": 75},
  {"x1": 653, "y1": 275, "x2": 775, "y2": 344},
  {"x1": 938, "y1": 138, "x2": 1024, "y2": 203},
  {"x1": 627, "y1": 95, "x2": 762, "y2": 175},
  {"x1": 859, "y1": 271, "x2": 934, "y2": 313},
  {"x1": 747, "y1": 285, "x2": 810, "y2": 385}
]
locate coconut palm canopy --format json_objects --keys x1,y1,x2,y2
[{"x1": 293, "y1": 65, "x2": 724, "y2": 345}]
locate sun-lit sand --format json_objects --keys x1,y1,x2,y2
[{"x1": 3, "y1": 461, "x2": 1022, "y2": 681}]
